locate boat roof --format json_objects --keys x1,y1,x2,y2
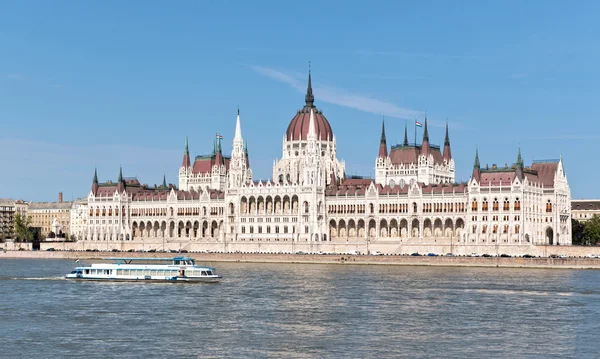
[{"x1": 102, "y1": 257, "x2": 196, "y2": 265}]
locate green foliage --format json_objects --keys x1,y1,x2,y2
[
  {"x1": 571, "y1": 219, "x2": 585, "y2": 245},
  {"x1": 581, "y1": 215, "x2": 600, "y2": 246},
  {"x1": 13, "y1": 214, "x2": 33, "y2": 243}
]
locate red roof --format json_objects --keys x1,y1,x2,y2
[
  {"x1": 389, "y1": 146, "x2": 444, "y2": 165},
  {"x1": 479, "y1": 172, "x2": 517, "y2": 186},
  {"x1": 192, "y1": 156, "x2": 230, "y2": 175},
  {"x1": 286, "y1": 107, "x2": 333, "y2": 141},
  {"x1": 530, "y1": 162, "x2": 558, "y2": 187}
]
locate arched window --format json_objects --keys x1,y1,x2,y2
[
  {"x1": 503, "y1": 198, "x2": 510, "y2": 211},
  {"x1": 369, "y1": 203, "x2": 374, "y2": 214},
  {"x1": 514, "y1": 198, "x2": 521, "y2": 211},
  {"x1": 304, "y1": 201, "x2": 309, "y2": 214},
  {"x1": 482, "y1": 198, "x2": 489, "y2": 211},
  {"x1": 546, "y1": 200, "x2": 553, "y2": 213},
  {"x1": 492, "y1": 198, "x2": 499, "y2": 211},
  {"x1": 250, "y1": 226, "x2": 254, "y2": 234},
  {"x1": 413, "y1": 202, "x2": 418, "y2": 213},
  {"x1": 242, "y1": 226, "x2": 246, "y2": 234}
]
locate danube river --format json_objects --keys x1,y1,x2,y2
[{"x1": 1, "y1": 259, "x2": 599, "y2": 358}]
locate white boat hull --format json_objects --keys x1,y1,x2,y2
[{"x1": 65, "y1": 273, "x2": 221, "y2": 283}]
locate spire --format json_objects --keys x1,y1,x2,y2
[
  {"x1": 378, "y1": 119, "x2": 388, "y2": 157},
  {"x1": 444, "y1": 121, "x2": 450, "y2": 146},
  {"x1": 234, "y1": 108, "x2": 242, "y2": 141},
  {"x1": 443, "y1": 121, "x2": 452, "y2": 161},
  {"x1": 117, "y1": 166, "x2": 125, "y2": 193},
  {"x1": 305, "y1": 62, "x2": 314, "y2": 108},
  {"x1": 182, "y1": 137, "x2": 191, "y2": 168},
  {"x1": 421, "y1": 117, "x2": 430, "y2": 156},
  {"x1": 244, "y1": 140, "x2": 250, "y2": 168},
  {"x1": 515, "y1": 147, "x2": 524, "y2": 180},
  {"x1": 92, "y1": 167, "x2": 99, "y2": 196},
  {"x1": 472, "y1": 147, "x2": 481, "y2": 181},
  {"x1": 403, "y1": 122, "x2": 409, "y2": 146},
  {"x1": 215, "y1": 135, "x2": 224, "y2": 166},
  {"x1": 162, "y1": 174, "x2": 167, "y2": 188}
]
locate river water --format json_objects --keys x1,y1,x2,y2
[{"x1": 1, "y1": 259, "x2": 599, "y2": 358}]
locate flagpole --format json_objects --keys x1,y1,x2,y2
[{"x1": 414, "y1": 120, "x2": 416, "y2": 146}]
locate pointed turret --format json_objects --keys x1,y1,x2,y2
[
  {"x1": 403, "y1": 123, "x2": 409, "y2": 146},
  {"x1": 162, "y1": 174, "x2": 167, "y2": 188},
  {"x1": 234, "y1": 108, "x2": 242, "y2": 141},
  {"x1": 378, "y1": 119, "x2": 388, "y2": 157},
  {"x1": 244, "y1": 140, "x2": 250, "y2": 168},
  {"x1": 215, "y1": 135, "x2": 224, "y2": 166},
  {"x1": 182, "y1": 137, "x2": 191, "y2": 168},
  {"x1": 515, "y1": 147, "x2": 524, "y2": 180},
  {"x1": 443, "y1": 121, "x2": 452, "y2": 161},
  {"x1": 117, "y1": 166, "x2": 125, "y2": 193},
  {"x1": 421, "y1": 117, "x2": 430, "y2": 156},
  {"x1": 92, "y1": 167, "x2": 99, "y2": 196},
  {"x1": 305, "y1": 66, "x2": 314, "y2": 108},
  {"x1": 472, "y1": 147, "x2": 481, "y2": 181}
]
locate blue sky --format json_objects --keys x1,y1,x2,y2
[{"x1": 1, "y1": 1, "x2": 599, "y2": 201}]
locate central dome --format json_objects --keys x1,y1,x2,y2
[{"x1": 285, "y1": 71, "x2": 333, "y2": 141}]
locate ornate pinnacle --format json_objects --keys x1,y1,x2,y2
[{"x1": 305, "y1": 63, "x2": 314, "y2": 107}]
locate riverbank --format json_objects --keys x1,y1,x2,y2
[{"x1": 3, "y1": 250, "x2": 600, "y2": 269}]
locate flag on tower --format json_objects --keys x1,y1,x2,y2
[
  {"x1": 415, "y1": 121, "x2": 423, "y2": 127},
  {"x1": 216, "y1": 133, "x2": 223, "y2": 140}
]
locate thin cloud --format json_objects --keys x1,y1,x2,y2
[{"x1": 249, "y1": 65, "x2": 423, "y2": 120}]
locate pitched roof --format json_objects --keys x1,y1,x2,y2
[{"x1": 389, "y1": 145, "x2": 444, "y2": 165}]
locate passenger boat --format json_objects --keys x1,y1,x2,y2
[{"x1": 65, "y1": 257, "x2": 222, "y2": 283}]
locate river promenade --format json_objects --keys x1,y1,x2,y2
[{"x1": 3, "y1": 250, "x2": 600, "y2": 269}]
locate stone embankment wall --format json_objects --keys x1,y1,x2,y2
[
  {"x1": 18, "y1": 239, "x2": 600, "y2": 258},
  {"x1": 4, "y1": 248, "x2": 600, "y2": 269}
]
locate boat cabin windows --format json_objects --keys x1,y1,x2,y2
[{"x1": 173, "y1": 259, "x2": 195, "y2": 266}]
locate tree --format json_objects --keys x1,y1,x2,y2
[
  {"x1": 582, "y1": 215, "x2": 600, "y2": 246},
  {"x1": 13, "y1": 214, "x2": 33, "y2": 242},
  {"x1": 572, "y1": 219, "x2": 585, "y2": 245}
]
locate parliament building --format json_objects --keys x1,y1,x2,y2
[{"x1": 75, "y1": 72, "x2": 572, "y2": 251}]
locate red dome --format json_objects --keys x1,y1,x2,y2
[
  {"x1": 286, "y1": 107, "x2": 333, "y2": 141},
  {"x1": 285, "y1": 70, "x2": 333, "y2": 141}
]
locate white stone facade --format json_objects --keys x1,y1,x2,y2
[{"x1": 77, "y1": 74, "x2": 572, "y2": 249}]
